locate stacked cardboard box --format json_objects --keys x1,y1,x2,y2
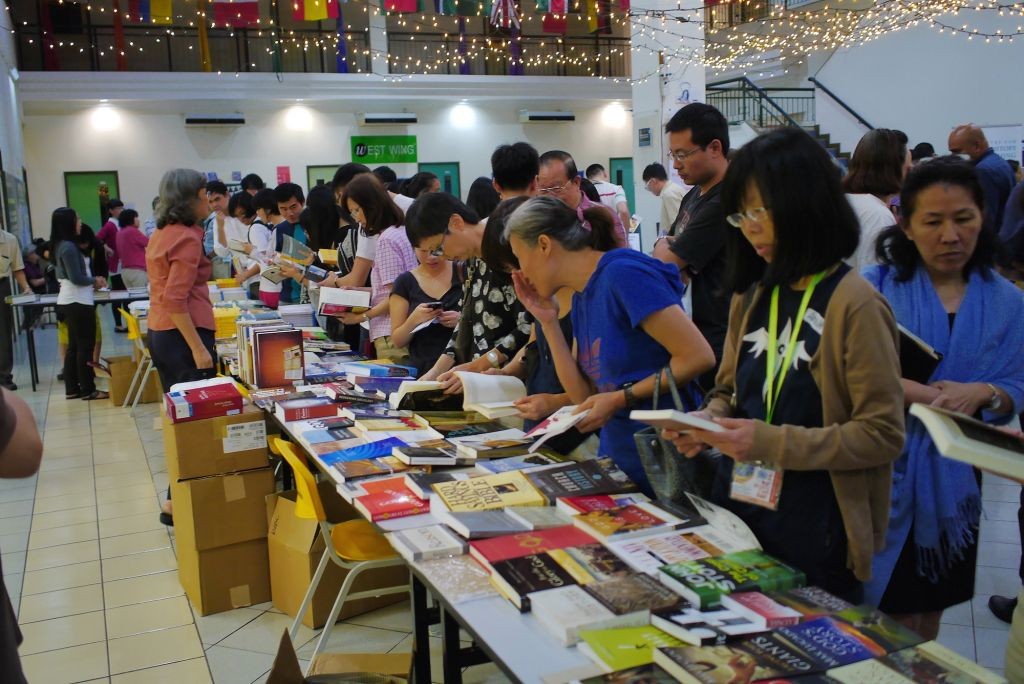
[
  {"x1": 105, "y1": 355, "x2": 161, "y2": 405},
  {"x1": 164, "y1": 403, "x2": 274, "y2": 615}
]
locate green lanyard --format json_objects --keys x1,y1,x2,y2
[{"x1": 765, "y1": 270, "x2": 827, "y2": 424}]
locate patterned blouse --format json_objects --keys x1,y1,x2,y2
[{"x1": 444, "y1": 258, "x2": 533, "y2": 363}]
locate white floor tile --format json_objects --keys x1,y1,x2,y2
[
  {"x1": 974, "y1": 627, "x2": 1011, "y2": 669},
  {"x1": 218, "y1": 611, "x2": 318, "y2": 655},
  {"x1": 205, "y1": 645, "x2": 278, "y2": 684},
  {"x1": 936, "y1": 623, "x2": 976, "y2": 662}
]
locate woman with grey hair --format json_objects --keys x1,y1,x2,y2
[
  {"x1": 147, "y1": 169, "x2": 218, "y2": 527},
  {"x1": 505, "y1": 196, "x2": 714, "y2": 493}
]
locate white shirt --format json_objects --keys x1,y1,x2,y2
[
  {"x1": 57, "y1": 254, "x2": 94, "y2": 306},
  {"x1": 846, "y1": 193, "x2": 897, "y2": 272},
  {"x1": 391, "y1": 193, "x2": 415, "y2": 213},
  {"x1": 0, "y1": 231, "x2": 23, "y2": 279},
  {"x1": 248, "y1": 219, "x2": 282, "y2": 293},
  {"x1": 214, "y1": 216, "x2": 258, "y2": 288},
  {"x1": 660, "y1": 181, "x2": 687, "y2": 235},
  {"x1": 593, "y1": 181, "x2": 628, "y2": 213},
  {"x1": 355, "y1": 229, "x2": 378, "y2": 262}
]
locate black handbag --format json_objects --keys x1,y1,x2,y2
[{"x1": 633, "y1": 367, "x2": 717, "y2": 502}]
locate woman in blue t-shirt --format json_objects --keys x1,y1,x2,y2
[{"x1": 504, "y1": 196, "x2": 715, "y2": 491}]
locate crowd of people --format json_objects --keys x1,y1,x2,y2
[{"x1": 21, "y1": 101, "x2": 1024, "y2": 673}]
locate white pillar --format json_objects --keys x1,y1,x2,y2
[
  {"x1": 368, "y1": 0, "x2": 389, "y2": 76},
  {"x1": 630, "y1": 2, "x2": 705, "y2": 252}
]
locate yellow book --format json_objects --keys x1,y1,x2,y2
[
  {"x1": 433, "y1": 471, "x2": 546, "y2": 512},
  {"x1": 318, "y1": 248, "x2": 339, "y2": 266}
]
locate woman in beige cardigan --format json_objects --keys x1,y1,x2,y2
[{"x1": 664, "y1": 128, "x2": 905, "y2": 602}]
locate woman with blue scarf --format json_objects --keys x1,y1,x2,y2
[{"x1": 863, "y1": 157, "x2": 1024, "y2": 640}]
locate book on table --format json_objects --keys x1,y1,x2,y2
[
  {"x1": 341, "y1": 359, "x2": 418, "y2": 378},
  {"x1": 387, "y1": 380, "x2": 445, "y2": 409},
  {"x1": 524, "y1": 405, "x2": 590, "y2": 452},
  {"x1": 352, "y1": 479, "x2": 429, "y2": 522},
  {"x1": 504, "y1": 506, "x2": 569, "y2": 530},
  {"x1": 650, "y1": 603, "x2": 767, "y2": 646},
  {"x1": 769, "y1": 585, "x2": 854, "y2": 619},
  {"x1": 331, "y1": 456, "x2": 413, "y2": 483},
  {"x1": 576, "y1": 664, "x2": 676, "y2": 683},
  {"x1": 402, "y1": 471, "x2": 471, "y2": 499},
  {"x1": 391, "y1": 444, "x2": 470, "y2": 467},
  {"x1": 473, "y1": 449, "x2": 568, "y2": 475},
  {"x1": 432, "y1": 508, "x2": 531, "y2": 540},
  {"x1": 384, "y1": 524, "x2": 466, "y2": 563},
  {"x1": 273, "y1": 396, "x2": 338, "y2": 422},
  {"x1": 455, "y1": 372, "x2": 527, "y2": 419},
  {"x1": 684, "y1": 493, "x2": 762, "y2": 552},
  {"x1": 467, "y1": 525, "x2": 597, "y2": 569},
  {"x1": 898, "y1": 323, "x2": 943, "y2": 384},
  {"x1": 657, "y1": 549, "x2": 807, "y2": 610},
  {"x1": 577, "y1": 625, "x2": 685, "y2": 673},
  {"x1": 556, "y1": 492, "x2": 651, "y2": 517},
  {"x1": 909, "y1": 402, "x2": 1024, "y2": 480},
  {"x1": 718, "y1": 591, "x2": 803, "y2": 629},
  {"x1": 605, "y1": 524, "x2": 755, "y2": 576},
  {"x1": 831, "y1": 640, "x2": 1008, "y2": 684},
  {"x1": 252, "y1": 327, "x2": 304, "y2": 388},
  {"x1": 317, "y1": 437, "x2": 408, "y2": 468},
  {"x1": 449, "y1": 429, "x2": 531, "y2": 459},
  {"x1": 526, "y1": 458, "x2": 638, "y2": 504},
  {"x1": 572, "y1": 501, "x2": 690, "y2": 543},
  {"x1": 431, "y1": 470, "x2": 546, "y2": 512}
]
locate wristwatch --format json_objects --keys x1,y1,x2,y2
[
  {"x1": 986, "y1": 383, "x2": 1003, "y2": 411},
  {"x1": 622, "y1": 382, "x2": 638, "y2": 408},
  {"x1": 486, "y1": 350, "x2": 501, "y2": 369}
]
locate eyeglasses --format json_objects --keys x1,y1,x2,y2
[
  {"x1": 429, "y1": 232, "x2": 448, "y2": 258},
  {"x1": 726, "y1": 207, "x2": 770, "y2": 228},
  {"x1": 537, "y1": 179, "x2": 573, "y2": 196},
  {"x1": 668, "y1": 146, "x2": 705, "y2": 163}
]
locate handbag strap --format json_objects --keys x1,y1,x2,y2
[{"x1": 651, "y1": 365, "x2": 685, "y2": 411}]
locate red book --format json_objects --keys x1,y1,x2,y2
[
  {"x1": 273, "y1": 397, "x2": 338, "y2": 422},
  {"x1": 353, "y1": 483, "x2": 428, "y2": 522},
  {"x1": 719, "y1": 592, "x2": 803, "y2": 629},
  {"x1": 164, "y1": 383, "x2": 244, "y2": 423},
  {"x1": 468, "y1": 525, "x2": 596, "y2": 569},
  {"x1": 555, "y1": 493, "x2": 646, "y2": 516}
]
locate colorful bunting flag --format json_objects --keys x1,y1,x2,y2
[
  {"x1": 541, "y1": 12, "x2": 566, "y2": 32},
  {"x1": 293, "y1": 0, "x2": 339, "y2": 22},
  {"x1": 150, "y1": 0, "x2": 173, "y2": 24},
  {"x1": 127, "y1": 0, "x2": 150, "y2": 22},
  {"x1": 384, "y1": 0, "x2": 417, "y2": 11},
  {"x1": 211, "y1": 0, "x2": 261, "y2": 27},
  {"x1": 440, "y1": 0, "x2": 490, "y2": 16},
  {"x1": 489, "y1": 0, "x2": 519, "y2": 28},
  {"x1": 586, "y1": 0, "x2": 599, "y2": 32}
]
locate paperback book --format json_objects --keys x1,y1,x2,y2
[
  {"x1": 467, "y1": 525, "x2": 597, "y2": 568},
  {"x1": 473, "y1": 450, "x2": 568, "y2": 475},
  {"x1": 332, "y1": 456, "x2": 413, "y2": 483},
  {"x1": 577, "y1": 626, "x2": 685, "y2": 673},
  {"x1": 607, "y1": 525, "x2": 751, "y2": 576},
  {"x1": 403, "y1": 472, "x2": 472, "y2": 499},
  {"x1": 650, "y1": 604, "x2": 766, "y2": 646},
  {"x1": 909, "y1": 402, "x2": 1024, "y2": 480},
  {"x1": 657, "y1": 549, "x2": 806, "y2": 609},
  {"x1": 317, "y1": 437, "x2": 409, "y2": 468},
  {"x1": 385, "y1": 524, "x2": 467, "y2": 563},
  {"x1": 456, "y1": 372, "x2": 527, "y2": 419},
  {"x1": 432, "y1": 470, "x2": 546, "y2": 512},
  {"x1": 432, "y1": 508, "x2": 531, "y2": 539},
  {"x1": 573, "y1": 502, "x2": 688, "y2": 543},
  {"x1": 526, "y1": 458, "x2": 638, "y2": 503},
  {"x1": 274, "y1": 396, "x2": 338, "y2": 422}
]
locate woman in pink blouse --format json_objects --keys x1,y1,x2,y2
[{"x1": 114, "y1": 209, "x2": 149, "y2": 289}]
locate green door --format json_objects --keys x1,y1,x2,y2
[
  {"x1": 307, "y1": 165, "x2": 341, "y2": 192},
  {"x1": 608, "y1": 158, "x2": 634, "y2": 214},
  {"x1": 418, "y1": 162, "x2": 461, "y2": 198},
  {"x1": 64, "y1": 171, "x2": 120, "y2": 231}
]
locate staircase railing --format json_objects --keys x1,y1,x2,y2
[
  {"x1": 808, "y1": 77, "x2": 874, "y2": 131},
  {"x1": 706, "y1": 77, "x2": 815, "y2": 130}
]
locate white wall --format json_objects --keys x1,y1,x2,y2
[
  {"x1": 0, "y1": 6, "x2": 25, "y2": 187},
  {"x1": 813, "y1": 16, "x2": 1024, "y2": 155},
  {"x1": 22, "y1": 101, "x2": 634, "y2": 236}
]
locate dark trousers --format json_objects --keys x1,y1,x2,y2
[
  {"x1": 148, "y1": 327, "x2": 217, "y2": 392},
  {"x1": 109, "y1": 274, "x2": 126, "y2": 327},
  {"x1": 59, "y1": 303, "x2": 96, "y2": 396},
  {"x1": 0, "y1": 278, "x2": 13, "y2": 383}
]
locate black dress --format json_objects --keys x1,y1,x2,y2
[{"x1": 391, "y1": 268, "x2": 463, "y2": 376}]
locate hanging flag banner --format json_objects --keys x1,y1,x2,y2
[
  {"x1": 293, "y1": 0, "x2": 339, "y2": 22},
  {"x1": 385, "y1": 0, "x2": 418, "y2": 11},
  {"x1": 127, "y1": 0, "x2": 151, "y2": 22},
  {"x1": 211, "y1": 0, "x2": 261, "y2": 27},
  {"x1": 150, "y1": 0, "x2": 173, "y2": 23},
  {"x1": 541, "y1": 11, "x2": 566, "y2": 32},
  {"x1": 490, "y1": 0, "x2": 520, "y2": 28}
]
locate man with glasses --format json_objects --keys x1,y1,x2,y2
[
  {"x1": 537, "y1": 150, "x2": 627, "y2": 247},
  {"x1": 642, "y1": 162, "x2": 687, "y2": 236},
  {"x1": 651, "y1": 102, "x2": 732, "y2": 391}
]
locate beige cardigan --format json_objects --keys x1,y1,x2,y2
[{"x1": 705, "y1": 270, "x2": 905, "y2": 581}]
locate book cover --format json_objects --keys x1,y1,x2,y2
[
  {"x1": 490, "y1": 552, "x2": 578, "y2": 611},
  {"x1": 403, "y1": 472, "x2": 470, "y2": 499},
  {"x1": 531, "y1": 585, "x2": 620, "y2": 646},
  {"x1": 442, "y1": 421, "x2": 511, "y2": 438},
  {"x1": 830, "y1": 605, "x2": 926, "y2": 654},
  {"x1": 385, "y1": 525, "x2": 466, "y2": 562},
  {"x1": 356, "y1": 417, "x2": 427, "y2": 432},
  {"x1": 275, "y1": 396, "x2": 338, "y2": 422},
  {"x1": 450, "y1": 429, "x2": 532, "y2": 458},
  {"x1": 547, "y1": 544, "x2": 632, "y2": 584},
  {"x1": 607, "y1": 526, "x2": 746, "y2": 576},
  {"x1": 573, "y1": 502, "x2": 682, "y2": 542},
  {"x1": 524, "y1": 405, "x2": 590, "y2": 452},
  {"x1": 577, "y1": 664, "x2": 677, "y2": 683},
  {"x1": 653, "y1": 638, "x2": 814, "y2": 683},
  {"x1": 578, "y1": 626, "x2": 684, "y2": 672},
  {"x1": 527, "y1": 458, "x2": 637, "y2": 503},
  {"x1": 770, "y1": 586, "x2": 854, "y2": 619},
  {"x1": 651, "y1": 604, "x2": 765, "y2": 646},
  {"x1": 351, "y1": 375, "x2": 408, "y2": 395},
  {"x1": 253, "y1": 328, "x2": 304, "y2": 388},
  {"x1": 583, "y1": 573, "x2": 684, "y2": 616},
  {"x1": 303, "y1": 427, "x2": 358, "y2": 444},
  {"x1": 433, "y1": 509, "x2": 530, "y2": 539},
  {"x1": 318, "y1": 437, "x2": 408, "y2": 467},
  {"x1": 775, "y1": 616, "x2": 883, "y2": 669},
  {"x1": 392, "y1": 444, "x2": 463, "y2": 466},
  {"x1": 504, "y1": 506, "x2": 569, "y2": 530},
  {"x1": 909, "y1": 402, "x2": 1024, "y2": 481},
  {"x1": 473, "y1": 450, "x2": 568, "y2": 474},
  {"x1": 468, "y1": 525, "x2": 597, "y2": 566},
  {"x1": 318, "y1": 286, "x2": 371, "y2": 316},
  {"x1": 432, "y1": 470, "x2": 546, "y2": 512},
  {"x1": 658, "y1": 549, "x2": 806, "y2": 610},
  {"x1": 898, "y1": 323, "x2": 942, "y2": 385},
  {"x1": 354, "y1": 486, "x2": 429, "y2": 522},
  {"x1": 719, "y1": 592, "x2": 803, "y2": 629},
  {"x1": 557, "y1": 493, "x2": 651, "y2": 517},
  {"x1": 339, "y1": 405, "x2": 409, "y2": 420},
  {"x1": 829, "y1": 658, "x2": 916, "y2": 684},
  {"x1": 311, "y1": 437, "x2": 365, "y2": 456},
  {"x1": 878, "y1": 640, "x2": 1007, "y2": 683},
  {"x1": 332, "y1": 456, "x2": 412, "y2": 482}
]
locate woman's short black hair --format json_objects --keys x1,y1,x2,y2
[
  {"x1": 302, "y1": 184, "x2": 341, "y2": 251},
  {"x1": 50, "y1": 207, "x2": 78, "y2": 247},
  {"x1": 253, "y1": 188, "x2": 279, "y2": 217},
  {"x1": 579, "y1": 177, "x2": 601, "y2": 203},
  {"x1": 875, "y1": 155, "x2": 997, "y2": 281},
  {"x1": 721, "y1": 127, "x2": 860, "y2": 293},
  {"x1": 843, "y1": 128, "x2": 908, "y2": 197},
  {"x1": 481, "y1": 196, "x2": 529, "y2": 272},
  {"x1": 332, "y1": 163, "x2": 371, "y2": 192},
  {"x1": 228, "y1": 191, "x2": 256, "y2": 220},
  {"x1": 466, "y1": 176, "x2": 501, "y2": 219},
  {"x1": 240, "y1": 173, "x2": 265, "y2": 191},
  {"x1": 404, "y1": 192, "x2": 480, "y2": 247},
  {"x1": 117, "y1": 209, "x2": 139, "y2": 228},
  {"x1": 401, "y1": 172, "x2": 440, "y2": 199}
]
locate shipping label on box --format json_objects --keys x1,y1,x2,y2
[{"x1": 223, "y1": 420, "x2": 267, "y2": 454}]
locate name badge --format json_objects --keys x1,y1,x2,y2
[{"x1": 730, "y1": 462, "x2": 783, "y2": 510}]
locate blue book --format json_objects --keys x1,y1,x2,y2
[
  {"x1": 318, "y1": 437, "x2": 409, "y2": 467},
  {"x1": 774, "y1": 617, "x2": 879, "y2": 669}
]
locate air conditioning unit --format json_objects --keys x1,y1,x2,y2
[
  {"x1": 357, "y1": 112, "x2": 417, "y2": 125},
  {"x1": 519, "y1": 110, "x2": 576, "y2": 123},
  {"x1": 184, "y1": 113, "x2": 246, "y2": 126}
]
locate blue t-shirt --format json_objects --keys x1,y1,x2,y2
[
  {"x1": 571, "y1": 249, "x2": 688, "y2": 491},
  {"x1": 275, "y1": 221, "x2": 307, "y2": 303}
]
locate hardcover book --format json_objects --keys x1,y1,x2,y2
[
  {"x1": 467, "y1": 525, "x2": 596, "y2": 567},
  {"x1": 546, "y1": 544, "x2": 632, "y2": 584},
  {"x1": 876, "y1": 640, "x2": 1007, "y2": 683},
  {"x1": 403, "y1": 472, "x2": 471, "y2": 499},
  {"x1": 317, "y1": 437, "x2": 408, "y2": 468},
  {"x1": 526, "y1": 458, "x2": 637, "y2": 503},
  {"x1": 909, "y1": 402, "x2": 1024, "y2": 480},
  {"x1": 607, "y1": 525, "x2": 751, "y2": 576},
  {"x1": 830, "y1": 605, "x2": 925, "y2": 654},
  {"x1": 432, "y1": 470, "x2": 546, "y2": 512},
  {"x1": 658, "y1": 549, "x2": 806, "y2": 609},
  {"x1": 353, "y1": 481, "x2": 429, "y2": 522},
  {"x1": 769, "y1": 586, "x2": 854, "y2": 619},
  {"x1": 332, "y1": 456, "x2": 412, "y2": 482},
  {"x1": 489, "y1": 552, "x2": 577, "y2": 611},
  {"x1": 573, "y1": 502, "x2": 686, "y2": 542},
  {"x1": 385, "y1": 524, "x2": 467, "y2": 563},
  {"x1": 450, "y1": 429, "x2": 532, "y2": 458},
  {"x1": 432, "y1": 508, "x2": 530, "y2": 539},
  {"x1": 274, "y1": 396, "x2": 338, "y2": 422},
  {"x1": 719, "y1": 591, "x2": 803, "y2": 629},
  {"x1": 473, "y1": 450, "x2": 568, "y2": 475}
]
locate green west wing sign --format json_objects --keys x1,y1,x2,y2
[{"x1": 351, "y1": 136, "x2": 418, "y2": 164}]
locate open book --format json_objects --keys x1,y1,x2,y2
[
  {"x1": 898, "y1": 323, "x2": 943, "y2": 384},
  {"x1": 628, "y1": 409, "x2": 725, "y2": 434},
  {"x1": 318, "y1": 287, "x2": 371, "y2": 316},
  {"x1": 909, "y1": 403, "x2": 1024, "y2": 480},
  {"x1": 278, "y1": 234, "x2": 315, "y2": 266},
  {"x1": 388, "y1": 380, "x2": 444, "y2": 410},
  {"x1": 455, "y1": 372, "x2": 526, "y2": 419},
  {"x1": 524, "y1": 405, "x2": 590, "y2": 452}
]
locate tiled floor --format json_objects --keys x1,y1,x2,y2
[{"x1": 1, "y1": 317, "x2": 1018, "y2": 682}]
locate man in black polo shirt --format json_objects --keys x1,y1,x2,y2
[{"x1": 652, "y1": 103, "x2": 731, "y2": 392}]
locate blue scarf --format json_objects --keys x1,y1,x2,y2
[{"x1": 865, "y1": 264, "x2": 1024, "y2": 581}]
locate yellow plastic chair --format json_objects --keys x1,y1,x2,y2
[
  {"x1": 273, "y1": 437, "x2": 408, "y2": 672},
  {"x1": 119, "y1": 308, "x2": 158, "y2": 415}
]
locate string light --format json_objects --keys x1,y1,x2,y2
[{"x1": 6, "y1": 0, "x2": 1021, "y2": 82}]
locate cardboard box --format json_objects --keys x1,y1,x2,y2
[
  {"x1": 171, "y1": 468, "x2": 275, "y2": 551},
  {"x1": 165, "y1": 382, "x2": 245, "y2": 423},
  {"x1": 267, "y1": 486, "x2": 409, "y2": 629},
  {"x1": 178, "y1": 538, "x2": 271, "y2": 616},
  {"x1": 105, "y1": 355, "x2": 161, "y2": 406},
  {"x1": 164, "y1": 404, "x2": 269, "y2": 481},
  {"x1": 267, "y1": 630, "x2": 410, "y2": 684}
]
